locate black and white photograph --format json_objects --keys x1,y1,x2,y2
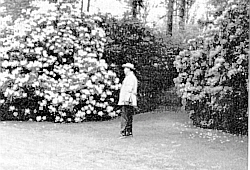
[{"x1": 0, "y1": 0, "x2": 248, "y2": 169}]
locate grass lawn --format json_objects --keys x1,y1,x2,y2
[{"x1": 0, "y1": 109, "x2": 248, "y2": 170}]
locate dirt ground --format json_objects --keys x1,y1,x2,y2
[{"x1": 0, "y1": 109, "x2": 248, "y2": 170}]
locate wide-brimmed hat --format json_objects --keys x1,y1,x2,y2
[{"x1": 122, "y1": 63, "x2": 135, "y2": 70}]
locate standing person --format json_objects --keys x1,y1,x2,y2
[{"x1": 118, "y1": 63, "x2": 138, "y2": 138}]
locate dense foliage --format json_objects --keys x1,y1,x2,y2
[
  {"x1": 0, "y1": 0, "x2": 181, "y2": 123},
  {"x1": 0, "y1": 2, "x2": 121, "y2": 122},
  {"x1": 174, "y1": 0, "x2": 249, "y2": 135},
  {"x1": 99, "y1": 16, "x2": 179, "y2": 112}
]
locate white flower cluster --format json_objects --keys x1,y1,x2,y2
[
  {"x1": 0, "y1": 2, "x2": 120, "y2": 122},
  {"x1": 174, "y1": 0, "x2": 248, "y2": 107}
]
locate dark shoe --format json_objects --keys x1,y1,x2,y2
[
  {"x1": 128, "y1": 132, "x2": 133, "y2": 137},
  {"x1": 119, "y1": 134, "x2": 127, "y2": 139},
  {"x1": 119, "y1": 135, "x2": 127, "y2": 139}
]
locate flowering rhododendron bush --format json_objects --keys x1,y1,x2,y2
[
  {"x1": 174, "y1": 0, "x2": 249, "y2": 135},
  {"x1": 0, "y1": 2, "x2": 120, "y2": 122}
]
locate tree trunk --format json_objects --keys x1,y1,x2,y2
[
  {"x1": 131, "y1": 0, "x2": 143, "y2": 19},
  {"x1": 87, "y1": 0, "x2": 91, "y2": 12},
  {"x1": 185, "y1": 0, "x2": 195, "y2": 23},
  {"x1": 131, "y1": 0, "x2": 136, "y2": 18},
  {"x1": 132, "y1": 0, "x2": 140, "y2": 18},
  {"x1": 179, "y1": 0, "x2": 186, "y2": 30},
  {"x1": 141, "y1": 1, "x2": 150, "y2": 25},
  {"x1": 80, "y1": 0, "x2": 84, "y2": 17},
  {"x1": 166, "y1": 0, "x2": 174, "y2": 36}
]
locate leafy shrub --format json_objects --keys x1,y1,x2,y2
[
  {"x1": 0, "y1": 2, "x2": 121, "y2": 122},
  {"x1": 174, "y1": 0, "x2": 249, "y2": 135},
  {"x1": 98, "y1": 16, "x2": 179, "y2": 112}
]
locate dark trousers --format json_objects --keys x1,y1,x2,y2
[{"x1": 120, "y1": 105, "x2": 134, "y2": 135}]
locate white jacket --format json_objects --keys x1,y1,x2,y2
[{"x1": 118, "y1": 72, "x2": 138, "y2": 107}]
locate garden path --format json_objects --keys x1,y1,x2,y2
[{"x1": 0, "y1": 109, "x2": 248, "y2": 170}]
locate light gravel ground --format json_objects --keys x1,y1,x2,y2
[{"x1": 0, "y1": 110, "x2": 248, "y2": 170}]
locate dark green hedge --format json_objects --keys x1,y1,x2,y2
[{"x1": 97, "y1": 16, "x2": 180, "y2": 112}]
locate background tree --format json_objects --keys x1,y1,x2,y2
[
  {"x1": 87, "y1": 0, "x2": 91, "y2": 12},
  {"x1": 131, "y1": 0, "x2": 143, "y2": 18},
  {"x1": 177, "y1": 0, "x2": 195, "y2": 30},
  {"x1": 139, "y1": 0, "x2": 150, "y2": 25},
  {"x1": 166, "y1": 0, "x2": 174, "y2": 36},
  {"x1": 118, "y1": 0, "x2": 144, "y2": 18},
  {"x1": 178, "y1": 0, "x2": 185, "y2": 30},
  {"x1": 185, "y1": 0, "x2": 195, "y2": 23}
]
